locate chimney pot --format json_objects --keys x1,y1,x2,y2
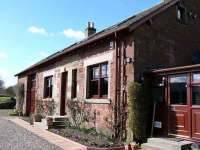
[{"x1": 85, "y1": 22, "x2": 96, "y2": 37}]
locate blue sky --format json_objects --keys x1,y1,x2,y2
[{"x1": 0, "y1": 0, "x2": 162, "y2": 87}]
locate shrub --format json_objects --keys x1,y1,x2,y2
[
  {"x1": 9, "y1": 111, "x2": 18, "y2": 116},
  {"x1": 67, "y1": 100, "x2": 92, "y2": 128},
  {"x1": 128, "y1": 82, "x2": 151, "y2": 143},
  {"x1": 36, "y1": 100, "x2": 56, "y2": 117},
  {"x1": 16, "y1": 83, "x2": 24, "y2": 112},
  {"x1": 34, "y1": 113, "x2": 43, "y2": 122},
  {"x1": 9, "y1": 109, "x2": 22, "y2": 116},
  {"x1": 191, "y1": 142, "x2": 200, "y2": 150}
]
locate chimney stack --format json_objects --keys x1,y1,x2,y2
[{"x1": 85, "y1": 22, "x2": 96, "y2": 37}]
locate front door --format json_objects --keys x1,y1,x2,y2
[
  {"x1": 168, "y1": 73, "x2": 200, "y2": 140},
  {"x1": 168, "y1": 74, "x2": 190, "y2": 137},
  {"x1": 60, "y1": 72, "x2": 68, "y2": 116},
  {"x1": 27, "y1": 74, "x2": 36, "y2": 115},
  {"x1": 191, "y1": 73, "x2": 200, "y2": 140}
]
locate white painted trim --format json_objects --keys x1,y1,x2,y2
[
  {"x1": 43, "y1": 70, "x2": 54, "y2": 77},
  {"x1": 84, "y1": 99, "x2": 111, "y2": 104},
  {"x1": 42, "y1": 70, "x2": 55, "y2": 101},
  {"x1": 83, "y1": 51, "x2": 113, "y2": 67}
]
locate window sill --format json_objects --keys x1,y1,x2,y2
[
  {"x1": 42, "y1": 98, "x2": 54, "y2": 101},
  {"x1": 84, "y1": 99, "x2": 111, "y2": 104}
]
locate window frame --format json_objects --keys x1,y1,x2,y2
[
  {"x1": 169, "y1": 74, "x2": 187, "y2": 105},
  {"x1": 43, "y1": 75, "x2": 53, "y2": 98},
  {"x1": 176, "y1": 5, "x2": 188, "y2": 24},
  {"x1": 87, "y1": 62, "x2": 109, "y2": 99}
]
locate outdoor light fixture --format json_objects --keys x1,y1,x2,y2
[
  {"x1": 158, "y1": 77, "x2": 166, "y2": 87},
  {"x1": 125, "y1": 57, "x2": 134, "y2": 64}
]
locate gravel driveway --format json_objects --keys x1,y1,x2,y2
[{"x1": 0, "y1": 117, "x2": 62, "y2": 150}]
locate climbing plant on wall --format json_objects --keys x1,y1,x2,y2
[{"x1": 128, "y1": 80, "x2": 152, "y2": 144}]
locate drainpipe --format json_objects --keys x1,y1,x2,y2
[
  {"x1": 114, "y1": 32, "x2": 129, "y2": 141},
  {"x1": 114, "y1": 32, "x2": 119, "y2": 140}
]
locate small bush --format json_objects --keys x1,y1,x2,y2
[
  {"x1": 34, "y1": 113, "x2": 43, "y2": 122},
  {"x1": 9, "y1": 111, "x2": 18, "y2": 116}
]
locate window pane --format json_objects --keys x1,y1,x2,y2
[
  {"x1": 92, "y1": 67, "x2": 99, "y2": 79},
  {"x1": 193, "y1": 73, "x2": 200, "y2": 82},
  {"x1": 90, "y1": 81, "x2": 98, "y2": 96},
  {"x1": 101, "y1": 64, "x2": 108, "y2": 78},
  {"x1": 192, "y1": 86, "x2": 200, "y2": 105},
  {"x1": 170, "y1": 75, "x2": 187, "y2": 83},
  {"x1": 170, "y1": 75, "x2": 187, "y2": 105},
  {"x1": 44, "y1": 76, "x2": 53, "y2": 98},
  {"x1": 101, "y1": 78, "x2": 108, "y2": 96},
  {"x1": 72, "y1": 69, "x2": 77, "y2": 98}
]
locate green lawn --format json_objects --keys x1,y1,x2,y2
[
  {"x1": 0, "y1": 96, "x2": 11, "y2": 103},
  {"x1": 0, "y1": 96, "x2": 15, "y2": 117}
]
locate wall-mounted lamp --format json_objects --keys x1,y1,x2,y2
[
  {"x1": 158, "y1": 77, "x2": 166, "y2": 87},
  {"x1": 125, "y1": 57, "x2": 134, "y2": 64}
]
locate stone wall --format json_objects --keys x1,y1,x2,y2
[{"x1": 25, "y1": 39, "x2": 120, "y2": 135}]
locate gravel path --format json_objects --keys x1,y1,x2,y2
[{"x1": 0, "y1": 117, "x2": 62, "y2": 150}]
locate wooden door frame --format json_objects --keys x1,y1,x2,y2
[{"x1": 189, "y1": 72, "x2": 200, "y2": 140}]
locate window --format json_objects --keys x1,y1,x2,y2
[
  {"x1": 192, "y1": 73, "x2": 200, "y2": 105},
  {"x1": 177, "y1": 5, "x2": 188, "y2": 24},
  {"x1": 71, "y1": 69, "x2": 77, "y2": 98},
  {"x1": 170, "y1": 75, "x2": 187, "y2": 105},
  {"x1": 44, "y1": 76, "x2": 53, "y2": 98},
  {"x1": 88, "y1": 62, "x2": 108, "y2": 99}
]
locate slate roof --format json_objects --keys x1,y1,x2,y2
[{"x1": 16, "y1": 0, "x2": 179, "y2": 76}]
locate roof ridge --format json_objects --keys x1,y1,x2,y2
[{"x1": 16, "y1": 0, "x2": 179, "y2": 76}]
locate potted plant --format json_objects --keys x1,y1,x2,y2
[
  {"x1": 129, "y1": 142, "x2": 138, "y2": 150},
  {"x1": 47, "y1": 117, "x2": 53, "y2": 128},
  {"x1": 191, "y1": 142, "x2": 200, "y2": 150}
]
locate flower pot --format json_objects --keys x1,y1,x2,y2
[
  {"x1": 47, "y1": 117, "x2": 53, "y2": 128},
  {"x1": 130, "y1": 142, "x2": 138, "y2": 150}
]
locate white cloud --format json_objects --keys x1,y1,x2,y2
[
  {"x1": 0, "y1": 69, "x2": 8, "y2": 77},
  {"x1": 63, "y1": 28, "x2": 85, "y2": 39},
  {"x1": 39, "y1": 51, "x2": 48, "y2": 58},
  {"x1": 0, "y1": 52, "x2": 8, "y2": 60},
  {"x1": 28, "y1": 26, "x2": 47, "y2": 35},
  {"x1": 0, "y1": 69, "x2": 16, "y2": 87}
]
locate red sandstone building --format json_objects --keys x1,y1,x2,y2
[{"x1": 16, "y1": 0, "x2": 200, "y2": 141}]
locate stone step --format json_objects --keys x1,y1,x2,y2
[
  {"x1": 142, "y1": 143, "x2": 167, "y2": 150},
  {"x1": 52, "y1": 121, "x2": 66, "y2": 126},
  {"x1": 34, "y1": 122, "x2": 48, "y2": 130},
  {"x1": 142, "y1": 138, "x2": 193, "y2": 150},
  {"x1": 54, "y1": 117, "x2": 68, "y2": 122},
  {"x1": 41, "y1": 119, "x2": 47, "y2": 125},
  {"x1": 51, "y1": 125, "x2": 66, "y2": 129}
]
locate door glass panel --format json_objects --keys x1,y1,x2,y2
[
  {"x1": 170, "y1": 75, "x2": 187, "y2": 105},
  {"x1": 192, "y1": 73, "x2": 200, "y2": 82},
  {"x1": 192, "y1": 86, "x2": 200, "y2": 105}
]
